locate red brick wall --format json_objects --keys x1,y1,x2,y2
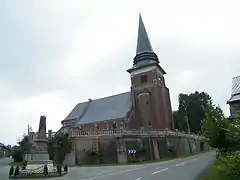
[{"x1": 129, "y1": 67, "x2": 174, "y2": 130}]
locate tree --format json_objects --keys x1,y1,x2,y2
[
  {"x1": 202, "y1": 104, "x2": 231, "y2": 154},
  {"x1": 17, "y1": 135, "x2": 32, "y2": 154},
  {"x1": 47, "y1": 133, "x2": 72, "y2": 165},
  {"x1": 11, "y1": 146, "x2": 23, "y2": 162},
  {"x1": 11, "y1": 135, "x2": 32, "y2": 162},
  {"x1": 174, "y1": 91, "x2": 212, "y2": 133},
  {"x1": 173, "y1": 110, "x2": 186, "y2": 131},
  {"x1": 226, "y1": 117, "x2": 240, "y2": 151}
]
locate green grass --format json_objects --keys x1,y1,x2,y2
[
  {"x1": 199, "y1": 152, "x2": 240, "y2": 180},
  {"x1": 73, "y1": 151, "x2": 207, "y2": 167},
  {"x1": 9, "y1": 161, "x2": 24, "y2": 167}
]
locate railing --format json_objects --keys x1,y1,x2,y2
[
  {"x1": 69, "y1": 129, "x2": 205, "y2": 140},
  {"x1": 28, "y1": 130, "x2": 205, "y2": 141}
]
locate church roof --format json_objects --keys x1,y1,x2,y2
[
  {"x1": 64, "y1": 92, "x2": 132, "y2": 125},
  {"x1": 227, "y1": 76, "x2": 240, "y2": 103}
]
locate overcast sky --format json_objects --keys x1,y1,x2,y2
[{"x1": 0, "y1": 0, "x2": 239, "y2": 145}]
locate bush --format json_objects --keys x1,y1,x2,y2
[
  {"x1": 200, "y1": 142, "x2": 205, "y2": 151},
  {"x1": 87, "y1": 150, "x2": 104, "y2": 164},
  {"x1": 11, "y1": 147, "x2": 23, "y2": 162},
  {"x1": 206, "y1": 154, "x2": 240, "y2": 180},
  {"x1": 47, "y1": 133, "x2": 72, "y2": 165}
]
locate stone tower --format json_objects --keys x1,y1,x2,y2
[{"x1": 127, "y1": 14, "x2": 174, "y2": 130}]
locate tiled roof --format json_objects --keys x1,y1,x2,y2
[
  {"x1": 228, "y1": 76, "x2": 240, "y2": 103},
  {"x1": 64, "y1": 92, "x2": 132, "y2": 125},
  {"x1": 232, "y1": 76, "x2": 240, "y2": 96},
  {"x1": 64, "y1": 102, "x2": 89, "y2": 121}
]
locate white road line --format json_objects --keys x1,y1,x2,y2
[
  {"x1": 135, "y1": 177, "x2": 143, "y2": 180},
  {"x1": 125, "y1": 168, "x2": 138, "y2": 172},
  {"x1": 176, "y1": 162, "x2": 186, "y2": 167},
  {"x1": 82, "y1": 164, "x2": 157, "y2": 180},
  {"x1": 155, "y1": 166, "x2": 163, "y2": 169},
  {"x1": 81, "y1": 154, "x2": 204, "y2": 180},
  {"x1": 187, "y1": 158, "x2": 198, "y2": 163},
  {"x1": 152, "y1": 168, "x2": 169, "y2": 175}
]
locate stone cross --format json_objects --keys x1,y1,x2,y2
[{"x1": 38, "y1": 116, "x2": 47, "y2": 139}]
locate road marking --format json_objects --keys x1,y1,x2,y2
[
  {"x1": 82, "y1": 164, "x2": 156, "y2": 180},
  {"x1": 176, "y1": 162, "x2": 186, "y2": 167},
  {"x1": 125, "y1": 168, "x2": 138, "y2": 172},
  {"x1": 155, "y1": 166, "x2": 163, "y2": 169},
  {"x1": 81, "y1": 153, "x2": 206, "y2": 180},
  {"x1": 135, "y1": 177, "x2": 143, "y2": 180},
  {"x1": 152, "y1": 168, "x2": 168, "y2": 175}
]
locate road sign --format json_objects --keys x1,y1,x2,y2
[{"x1": 128, "y1": 149, "x2": 136, "y2": 154}]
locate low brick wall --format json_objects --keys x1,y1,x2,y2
[{"x1": 63, "y1": 130, "x2": 206, "y2": 165}]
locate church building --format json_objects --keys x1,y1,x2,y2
[{"x1": 59, "y1": 14, "x2": 174, "y2": 134}]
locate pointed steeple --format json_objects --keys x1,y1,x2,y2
[
  {"x1": 136, "y1": 13, "x2": 153, "y2": 54},
  {"x1": 127, "y1": 13, "x2": 165, "y2": 74}
]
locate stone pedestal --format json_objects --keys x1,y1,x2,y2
[
  {"x1": 25, "y1": 149, "x2": 54, "y2": 170},
  {"x1": 22, "y1": 116, "x2": 57, "y2": 174},
  {"x1": 28, "y1": 152, "x2": 50, "y2": 161}
]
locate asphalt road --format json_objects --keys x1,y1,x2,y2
[
  {"x1": 61, "y1": 151, "x2": 216, "y2": 180},
  {"x1": 0, "y1": 151, "x2": 216, "y2": 180},
  {"x1": 0, "y1": 157, "x2": 12, "y2": 180}
]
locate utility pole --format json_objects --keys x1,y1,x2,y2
[
  {"x1": 186, "y1": 115, "x2": 191, "y2": 134},
  {"x1": 185, "y1": 107, "x2": 191, "y2": 134},
  {"x1": 146, "y1": 100, "x2": 153, "y2": 160}
]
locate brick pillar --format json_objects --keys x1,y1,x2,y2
[
  {"x1": 116, "y1": 138, "x2": 127, "y2": 164},
  {"x1": 152, "y1": 139, "x2": 159, "y2": 159}
]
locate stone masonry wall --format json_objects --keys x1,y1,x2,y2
[
  {"x1": 230, "y1": 102, "x2": 240, "y2": 117},
  {"x1": 64, "y1": 134, "x2": 207, "y2": 165}
]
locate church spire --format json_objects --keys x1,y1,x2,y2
[
  {"x1": 127, "y1": 13, "x2": 165, "y2": 74},
  {"x1": 136, "y1": 13, "x2": 153, "y2": 54}
]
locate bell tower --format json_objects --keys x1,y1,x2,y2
[{"x1": 127, "y1": 14, "x2": 174, "y2": 131}]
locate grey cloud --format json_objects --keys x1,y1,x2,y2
[
  {"x1": 0, "y1": 1, "x2": 239, "y2": 141},
  {"x1": 0, "y1": 2, "x2": 95, "y2": 99},
  {"x1": 88, "y1": 35, "x2": 239, "y2": 115}
]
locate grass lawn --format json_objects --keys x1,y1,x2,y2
[
  {"x1": 9, "y1": 161, "x2": 24, "y2": 167},
  {"x1": 73, "y1": 150, "x2": 208, "y2": 167}
]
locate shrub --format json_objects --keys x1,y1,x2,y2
[
  {"x1": 47, "y1": 132, "x2": 72, "y2": 166},
  {"x1": 207, "y1": 154, "x2": 240, "y2": 180},
  {"x1": 87, "y1": 150, "x2": 104, "y2": 164},
  {"x1": 200, "y1": 142, "x2": 205, "y2": 151}
]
